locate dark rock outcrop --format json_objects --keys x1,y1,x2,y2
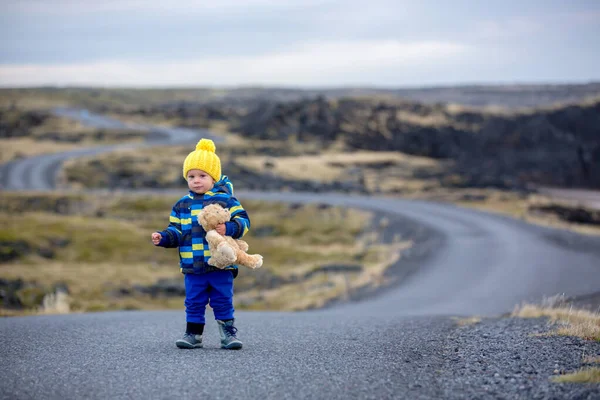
[
  {"x1": 0, "y1": 278, "x2": 69, "y2": 310},
  {"x1": 529, "y1": 203, "x2": 600, "y2": 226},
  {"x1": 0, "y1": 240, "x2": 30, "y2": 262},
  {"x1": 0, "y1": 109, "x2": 49, "y2": 138},
  {"x1": 234, "y1": 97, "x2": 600, "y2": 190}
]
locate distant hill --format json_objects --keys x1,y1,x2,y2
[
  {"x1": 365, "y1": 83, "x2": 600, "y2": 108},
  {"x1": 230, "y1": 82, "x2": 600, "y2": 109},
  {"x1": 2, "y1": 82, "x2": 600, "y2": 110}
]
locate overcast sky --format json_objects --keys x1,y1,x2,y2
[{"x1": 1, "y1": 0, "x2": 599, "y2": 87}]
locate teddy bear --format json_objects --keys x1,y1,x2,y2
[{"x1": 197, "y1": 203, "x2": 263, "y2": 270}]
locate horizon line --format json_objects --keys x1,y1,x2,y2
[{"x1": 1, "y1": 80, "x2": 599, "y2": 91}]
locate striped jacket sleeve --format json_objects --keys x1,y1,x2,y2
[
  {"x1": 158, "y1": 204, "x2": 183, "y2": 248},
  {"x1": 224, "y1": 196, "x2": 250, "y2": 239}
]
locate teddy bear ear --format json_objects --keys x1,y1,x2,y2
[{"x1": 205, "y1": 201, "x2": 227, "y2": 209}]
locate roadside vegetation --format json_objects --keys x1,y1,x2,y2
[
  {"x1": 512, "y1": 298, "x2": 600, "y2": 383},
  {"x1": 0, "y1": 192, "x2": 406, "y2": 316},
  {"x1": 552, "y1": 367, "x2": 600, "y2": 384},
  {"x1": 512, "y1": 298, "x2": 600, "y2": 342},
  {"x1": 452, "y1": 316, "x2": 482, "y2": 326}
]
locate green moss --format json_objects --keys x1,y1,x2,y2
[
  {"x1": 249, "y1": 243, "x2": 350, "y2": 267},
  {"x1": 16, "y1": 286, "x2": 46, "y2": 309},
  {"x1": 108, "y1": 197, "x2": 175, "y2": 214},
  {"x1": 85, "y1": 303, "x2": 110, "y2": 313},
  {"x1": 0, "y1": 213, "x2": 176, "y2": 265},
  {"x1": 249, "y1": 203, "x2": 369, "y2": 246},
  {"x1": 0, "y1": 193, "x2": 87, "y2": 215}
]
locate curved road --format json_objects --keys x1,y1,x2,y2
[
  {"x1": 1, "y1": 110, "x2": 599, "y2": 399},
  {"x1": 0, "y1": 108, "x2": 219, "y2": 191}
]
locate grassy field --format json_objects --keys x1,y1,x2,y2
[
  {"x1": 0, "y1": 192, "x2": 406, "y2": 316},
  {"x1": 0, "y1": 88, "x2": 230, "y2": 110}
]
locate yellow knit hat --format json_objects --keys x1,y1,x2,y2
[{"x1": 182, "y1": 138, "x2": 221, "y2": 181}]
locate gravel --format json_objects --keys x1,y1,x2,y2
[{"x1": 438, "y1": 316, "x2": 600, "y2": 399}]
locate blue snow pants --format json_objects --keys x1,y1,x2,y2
[{"x1": 184, "y1": 270, "x2": 235, "y2": 324}]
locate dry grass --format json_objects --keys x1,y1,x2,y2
[
  {"x1": 105, "y1": 112, "x2": 233, "y2": 138},
  {"x1": 237, "y1": 150, "x2": 441, "y2": 183},
  {"x1": 512, "y1": 303, "x2": 600, "y2": 342},
  {"x1": 237, "y1": 273, "x2": 351, "y2": 311},
  {"x1": 235, "y1": 238, "x2": 410, "y2": 311},
  {"x1": 583, "y1": 355, "x2": 600, "y2": 364},
  {"x1": 0, "y1": 88, "x2": 230, "y2": 111},
  {"x1": 0, "y1": 138, "x2": 79, "y2": 163},
  {"x1": 511, "y1": 301, "x2": 600, "y2": 385},
  {"x1": 551, "y1": 367, "x2": 600, "y2": 383},
  {"x1": 523, "y1": 195, "x2": 600, "y2": 236},
  {"x1": 453, "y1": 316, "x2": 482, "y2": 326},
  {"x1": 444, "y1": 102, "x2": 509, "y2": 116},
  {"x1": 450, "y1": 191, "x2": 600, "y2": 237},
  {"x1": 0, "y1": 91, "x2": 70, "y2": 110},
  {"x1": 60, "y1": 147, "x2": 183, "y2": 189}
]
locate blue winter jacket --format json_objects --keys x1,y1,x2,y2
[{"x1": 157, "y1": 175, "x2": 250, "y2": 276}]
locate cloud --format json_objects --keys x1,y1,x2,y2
[
  {"x1": 475, "y1": 10, "x2": 600, "y2": 40},
  {"x1": 0, "y1": 40, "x2": 470, "y2": 87},
  {"x1": 550, "y1": 10, "x2": 600, "y2": 26},
  {"x1": 3, "y1": 0, "x2": 335, "y2": 15},
  {"x1": 474, "y1": 17, "x2": 545, "y2": 39}
]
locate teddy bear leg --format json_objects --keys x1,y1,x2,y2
[
  {"x1": 207, "y1": 257, "x2": 221, "y2": 268},
  {"x1": 235, "y1": 239, "x2": 249, "y2": 252},
  {"x1": 206, "y1": 230, "x2": 235, "y2": 269},
  {"x1": 208, "y1": 244, "x2": 236, "y2": 269},
  {"x1": 235, "y1": 251, "x2": 263, "y2": 269},
  {"x1": 206, "y1": 230, "x2": 226, "y2": 248},
  {"x1": 217, "y1": 242, "x2": 237, "y2": 264}
]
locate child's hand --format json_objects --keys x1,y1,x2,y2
[
  {"x1": 151, "y1": 232, "x2": 162, "y2": 245},
  {"x1": 215, "y1": 223, "x2": 226, "y2": 235}
]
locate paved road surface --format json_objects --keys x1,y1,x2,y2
[{"x1": 1, "y1": 110, "x2": 599, "y2": 399}]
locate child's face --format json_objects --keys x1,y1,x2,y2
[{"x1": 186, "y1": 169, "x2": 215, "y2": 194}]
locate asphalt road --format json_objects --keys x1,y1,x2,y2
[{"x1": 1, "y1": 110, "x2": 599, "y2": 399}]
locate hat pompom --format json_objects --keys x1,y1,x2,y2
[{"x1": 196, "y1": 139, "x2": 216, "y2": 153}]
